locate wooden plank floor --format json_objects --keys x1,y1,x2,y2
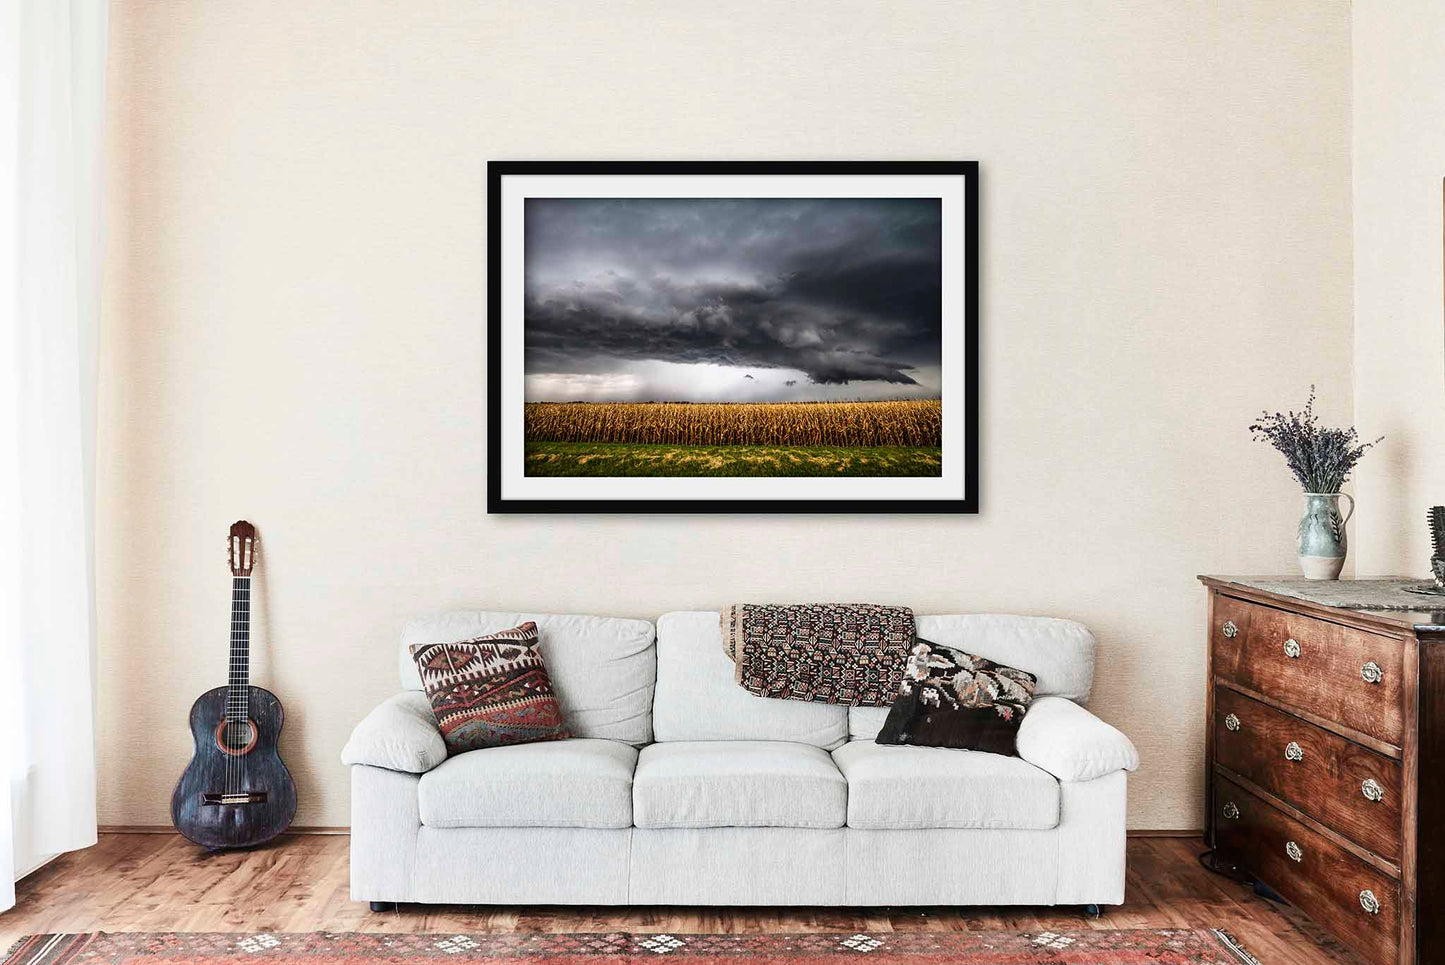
[{"x1": 2, "y1": 834, "x2": 1361, "y2": 963}]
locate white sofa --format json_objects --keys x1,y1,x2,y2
[{"x1": 342, "y1": 610, "x2": 1139, "y2": 909}]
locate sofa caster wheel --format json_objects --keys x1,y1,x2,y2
[
  {"x1": 369, "y1": 901, "x2": 396, "y2": 913},
  {"x1": 1083, "y1": 903, "x2": 1102, "y2": 919}
]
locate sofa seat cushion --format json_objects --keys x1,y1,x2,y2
[
  {"x1": 832, "y1": 741, "x2": 1059, "y2": 830},
  {"x1": 633, "y1": 741, "x2": 847, "y2": 829},
  {"x1": 417, "y1": 738, "x2": 637, "y2": 829}
]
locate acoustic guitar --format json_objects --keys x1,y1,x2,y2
[{"x1": 171, "y1": 521, "x2": 297, "y2": 849}]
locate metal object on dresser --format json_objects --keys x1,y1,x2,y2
[
  {"x1": 1202, "y1": 576, "x2": 1445, "y2": 965},
  {"x1": 1429, "y1": 506, "x2": 1445, "y2": 590}
]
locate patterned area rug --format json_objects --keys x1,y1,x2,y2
[{"x1": 4, "y1": 931, "x2": 1260, "y2": 965}]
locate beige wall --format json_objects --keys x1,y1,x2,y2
[
  {"x1": 1352, "y1": 2, "x2": 1445, "y2": 576},
  {"x1": 97, "y1": 1, "x2": 1354, "y2": 830}
]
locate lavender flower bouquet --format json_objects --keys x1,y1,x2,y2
[
  {"x1": 1249, "y1": 387, "x2": 1381, "y2": 579},
  {"x1": 1249, "y1": 387, "x2": 1380, "y2": 494}
]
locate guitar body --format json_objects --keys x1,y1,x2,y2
[
  {"x1": 173, "y1": 522, "x2": 296, "y2": 850},
  {"x1": 172, "y1": 685, "x2": 297, "y2": 850}
]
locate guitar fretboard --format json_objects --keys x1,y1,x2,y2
[{"x1": 227, "y1": 575, "x2": 251, "y2": 722}]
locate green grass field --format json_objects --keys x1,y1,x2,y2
[{"x1": 524, "y1": 441, "x2": 943, "y2": 477}]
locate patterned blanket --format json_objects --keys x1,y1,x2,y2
[{"x1": 722, "y1": 603, "x2": 915, "y2": 705}]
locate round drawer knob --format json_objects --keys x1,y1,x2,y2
[
  {"x1": 1361, "y1": 661, "x2": 1384, "y2": 684},
  {"x1": 1222, "y1": 620, "x2": 1239, "y2": 638},
  {"x1": 1222, "y1": 801, "x2": 1240, "y2": 820},
  {"x1": 1224, "y1": 713, "x2": 1241, "y2": 732},
  {"x1": 1360, "y1": 890, "x2": 1381, "y2": 915},
  {"x1": 1362, "y1": 778, "x2": 1385, "y2": 802},
  {"x1": 1283, "y1": 638, "x2": 1301, "y2": 658},
  {"x1": 1284, "y1": 741, "x2": 1304, "y2": 762},
  {"x1": 1286, "y1": 841, "x2": 1303, "y2": 862}
]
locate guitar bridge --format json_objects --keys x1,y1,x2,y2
[{"x1": 202, "y1": 791, "x2": 268, "y2": 806}]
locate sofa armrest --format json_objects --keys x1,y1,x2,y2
[
  {"x1": 341, "y1": 691, "x2": 447, "y2": 774},
  {"x1": 1016, "y1": 696, "x2": 1138, "y2": 782}
]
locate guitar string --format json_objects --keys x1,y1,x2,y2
[
  {"x1": 225, "y1": 566, "x2": 251, "y2": 799},
  {"x1": 232, "y1": 574, "x2": 251, "y2": 797},
  {"x1": 229, "y1": 551, "x2": 237, "y2": 798},
  {"x1": 237, "y1": 573, "x2": 241, "y2": 798},
  {"x1": 236, "y1": 573, "x2": 242, "y2": 797},
  {"x1": 227, "y1": 571, "x2": 232, "y2": 799},
  {"x1": 230, "y1": 570, "x2": 235, "y2": 798},
  {"x1": 239, "y1": 573, "x2": 249, "y2": 799},
  {"x1": 233, "y1": 573, "x2": 237, "y2": 798},
  {"x1": 230, "y1": 571, "x2": 251, "y2": 799},
  {"x1": 230, "y1": 570, "x2": 238, "y2": 798},
  {"x1": 223, "y1": 539, "x2": 253, "y2": 803},
  {"x1": 227, "y1": 553, "x2": 231, "y2": 798},
  {"x1": 228, "y1": 568, "x2": 234, "y2": 798}
]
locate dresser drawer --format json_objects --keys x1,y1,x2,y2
[
  {"x1": 1214, "y1": 687, "x2": 1401, "y2": 862},
  {"x1": 1214, "y1": 772, "x2": 1399, "y2": 965},
  {"x1": 1212, "y1": 595, "x2": 1403, "y2": 747}
]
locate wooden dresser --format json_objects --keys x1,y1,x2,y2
[{"x1": 1201, "y1": 577, "x2": 1445, "y2": 965}]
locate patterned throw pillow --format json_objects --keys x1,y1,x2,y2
[
  {"x1": 875, "y1": 638, "x2": 1037, "y2": 756},
  {"x1": 409, "y1": 621, "x2": 568, "y2": 753}
]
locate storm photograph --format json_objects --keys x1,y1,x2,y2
[{"x1": 521, "y1": 197, "x2": 944, "y2": 477}]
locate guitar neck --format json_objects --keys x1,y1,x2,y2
[{"x1": 227, "y1": 574, "x2": 251, "y2": 722}]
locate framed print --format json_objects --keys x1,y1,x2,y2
[{"x1": 487, "y1": 161, "x2": 978, "y2": 514}]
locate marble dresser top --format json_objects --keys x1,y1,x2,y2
[{"x1": 1203, "y1": 576, "x2": 1445, "y2": 632}]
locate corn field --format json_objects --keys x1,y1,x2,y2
[{"x1": 525, "y1": 400, "x2": 942, "y2": 448}]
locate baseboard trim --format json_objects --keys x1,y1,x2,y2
[
  {"x1": 98, "y1": 825, "x2": 350, "y2": 836},
  {"x1": 99, "y1": 825, "x2": 1203, "y2": 839}
]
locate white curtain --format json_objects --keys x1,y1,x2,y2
[{"x1": 0, "y1": 0, "x2": 108, "y2": 913}]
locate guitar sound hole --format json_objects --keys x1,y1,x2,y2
[{"x1": 214, "y1": 718, "x2": 258, "y2": 755}]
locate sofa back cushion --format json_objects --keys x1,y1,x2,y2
[
  {"x1": 399, "y1": 611, "x2": 655, "y2": 745},
  {"x1": 848, "y1": 614, "x2": 1095, "y2": 740},
  {"x1": 653, "y1": 611, "x2": 848, "y2": 748}
]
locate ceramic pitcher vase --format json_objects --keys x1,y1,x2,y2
[{"x1": 1298, "y1": 491, "x2": 1354, "y2": 580}]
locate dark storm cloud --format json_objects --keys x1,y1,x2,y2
[{"x1": 523, "y1": 198, "x2": 941, "y2": 385}]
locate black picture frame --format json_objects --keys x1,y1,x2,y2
[{"x1": 487, "y1": 160, "x2": 978, "y2": 514}]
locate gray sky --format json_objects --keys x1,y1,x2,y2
[{"x1": 523, "y1": 198, "x2": 942, "y2": 403}]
